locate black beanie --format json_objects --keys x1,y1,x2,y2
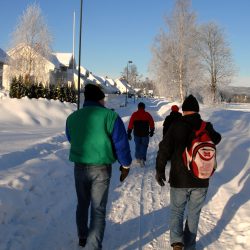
[
  {"x1": 84, "y1": 84, "x2": 105, "y2": 102},
  {"x1": 182, "y1": 95, "x2": 199, "y2": 112},
  {"x1": 138, "y1": 102, "x2": 145, "y2": 109}
]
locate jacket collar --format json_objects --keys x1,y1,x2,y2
[{"x1": 83, "y1": 100, "x2": 105, "y2": 108}]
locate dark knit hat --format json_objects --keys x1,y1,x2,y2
[
  {"x1": 182, "y1": 95, "x2": 199, "y2": 112},
  {"x1": 84, "y1": 84, "x2": 105, "y2": 101},
  {"x1": 138, "y1": 102, "x2": 145, "y2": 109},
  {"x1": 171, "y1": 105, "x2": 179, "y2": 112}
]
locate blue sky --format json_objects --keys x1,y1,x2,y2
[{"x1": 0, "y1": 0, "x2": 250, "y2": 86}]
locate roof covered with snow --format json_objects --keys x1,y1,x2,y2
[
  {"x1": 53, "y1": 53, "x2": 73, "y2": 67},
  {"x1": 0, "y1": 48, "x2": 9, "y2": 63}
]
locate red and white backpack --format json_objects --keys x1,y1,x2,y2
[{"x1": 182, "y1": 121, "x2": 217, "y2": 179}]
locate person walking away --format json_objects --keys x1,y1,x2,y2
[
  {"x1": 163, "y1": 105, "x2": 182, "y2": 137},
  {"x1": 127, "y1": 102, "x2": 155, "y2": 167},
  {"x1": 66, "y1": 84, "x2": 132, "y2": 249},
  {"x1": 155, "y1": 95, "x2": 221, "y2": 250}
]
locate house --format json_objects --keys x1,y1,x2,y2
[
  {"x1": 2, "y1": 44, "x2": 83, "y2": 90},
  {"x1": 3, "y1": 43, "x2": 61, "y2": 90},
  {"x1": 51, "y1": 52, "x2": 77, "y2": 86},
  {"x1": 93, "y1": 76, "x2": 119, "y2": 94},
  {"x1": 114, "y1": 78, "x2": 134, "y2": 94},
  {"x1": 0, "y1": 48, "x2": 9, "y2": 89}
]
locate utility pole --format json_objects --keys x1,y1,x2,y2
[
  {"x1": 77, "y1": 0, "x2": 83, "y2": 110},
  {"x1": 72, "y1": 11, "x2": 75, "y2": 88},
  {"x1": 125, "y1": 60, "x2": 132, "y2": 107}
]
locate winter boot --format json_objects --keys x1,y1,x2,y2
[
  {"x1": 140, "y1": 160, "x2": 145, "y2": 167},
  {"x1": 172, "y1": 242, "x2": 184, "y2": 250},
  {"x1": 136, "y1": 158, "x2": 142, "y2": 164},
  {"x1": 78, "y1": 237, "x2": 87, "y2": 247}
]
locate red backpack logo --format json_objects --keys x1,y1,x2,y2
[{"x1": 182, "y1": 121, "x2": 217, "y2": 179}]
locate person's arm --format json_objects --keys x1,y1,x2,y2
[
  {"x1": 148, "y1": 112, "x2": 155, "y2": 130},
  {"x1": 112, "y1": 116, "x2": 132, "y2": 166},
  {"x1": 65, "y1": 121, "x2": 71, "y2": 142},
  {"x1": 127, "y1": 113, "x2": 135, "y2": 139},
  {"x1": 155, "y1": 125, "x2": 175, "y2": 186},
  {"x1": 156, "y1": 125, "x2": 175, "y2": 173},
  {"x1": 205, "y1": 122, "x2": 222, "y2": 145},
  {"x1": 127, "y1": 112, "x2": 135, "y2": 130},
  {"x1": 163, "y1": 116, "x2": 171, "y2": 137}
]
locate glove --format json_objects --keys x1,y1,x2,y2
[
  {"x1": 120, "y1": 165, "x2": 130, "y2": 182},
  {"x1": 149, "y1": 129, "x2": 154, "y2": 137},
  {"x1": 155, "y1": 171, "x2": 166, "y2": 186},
  {"x1": 127, "y1": 133, "x2": 132, "y2": 140},
  {"x1": 127, "y1": 129, "x2": 132, "y2": 140}
]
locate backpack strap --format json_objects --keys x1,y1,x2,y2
[{"x1": 195, "y1": 121, "x2": 207, "y2": 136}]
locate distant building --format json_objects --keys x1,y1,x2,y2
[
  {"x1": 114, "y1": 78, "x2": 134, "y2": 94},
  {"x1": 2, "y1": 44, "x2": 81, "y2": 90},
  {"x1": 0, "y1": 48, "x2": 9, "y2": 89},
  {"x1": 221, "y1": 86, "x2": 250, "y2": 103},
  {"x1": 51, "y1": 52, "x2": 77, "y2": 87},
  {"x1": 3, "y1": 44, "x2": 61, "y2": 89}
]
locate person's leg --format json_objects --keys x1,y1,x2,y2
[
  {"x1": 74, "y1": 166, "x2": 91, "y2": 241},
  {"x1": 140, "y1": 136, "x2": 149, "y2": 161},
  {"x1": 86, "y1": 165, "x2": 112, "y2": 250},
  {"x1": 170, "y1": 188, "x2": 188, "y2": 247},
  {"x1": 134, "y1": 136, "x2": 143, "y2": 161},
  {"x1": 184, "y1": 188, "x2": 208, "y2": 250}
]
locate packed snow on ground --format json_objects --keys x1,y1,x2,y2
[{"x1": 0, "y1": 93, "x2": 249, "y2": 250}]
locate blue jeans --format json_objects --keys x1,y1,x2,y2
[
  {"x1": 170, "y1": 187, "x2": 208, "y2": 250},
  {"x1": 134, "y1": 136, "x2": 149, "y2": 161},
  {"x1": 74, "y1": 164, "x2": 112, "y2": 250}
]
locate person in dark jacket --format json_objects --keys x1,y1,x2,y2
[
  {"x1": 66, "y1": 84, "x2": 132, "y2": 249},
  {"x1": 163, "y1": 105, "x2": 182, "y2": 137},
  {"x1": 155, "y1": 95, "x2": 221, "y2": 250},
  {"x1": 127, "y1": 102, "x2": 155, "y2": 166}
]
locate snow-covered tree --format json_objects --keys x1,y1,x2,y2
[
  {"x1": 121, "y1": 64, "x2": 141, "y2": 88},
  {"x1": 8, "y1": 3, "x2": 52, "y2": 84},
  {"x1": 150, "y1": 0, "x2": 200, "y2": 102},
  {"x1": 196, "y1": 22, "x2": 235, "y2": 103}
]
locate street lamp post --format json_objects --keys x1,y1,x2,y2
[
  {"x1": 125, "y1": 60, "x2": 132, "y2": 106},
  {"x1": 77, "y1": 0, "x2": 83, "y2": 110},
  {"x1": 134, "y1": 74, "x2": 138, "y2": 104}
]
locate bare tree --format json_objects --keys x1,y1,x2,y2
[
  {"x1": 7, "y1": 3, "x2": 52, "y2": 83},
  {"x1": 150, "y1": 0, "x2": 199, "y2": 102},
  {"x1": 121, "y1": 64, "x2": 141, "y2": 88},
  {"x1": 196, "y1": 22, "x2": 235, "y2": 103}
]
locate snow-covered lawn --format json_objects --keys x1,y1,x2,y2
[{"x1": 0, "y1": 94, "x2": 249, "y2": 250}]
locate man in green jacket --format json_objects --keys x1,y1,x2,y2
[{"x1": 66, "y1": 84, "x2": 132, "y2": 249}]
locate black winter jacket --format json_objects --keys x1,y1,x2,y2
[
  {"x1": 163, "y1": 111, "x2": 182, "y2": 137},
  {"x1": 156, "y1": 113, "x2": 221, "y2": 188}
]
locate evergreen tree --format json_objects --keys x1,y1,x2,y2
[
  {"x1": 9, "y1": 76, "x2": 18, "y2": 98},
  {"x1": 49, "y1": 84, "x2": 56, "y2": 100},
  {"x1": 27, "y1": 83, "x2": 36, "y2": 99},
  {"x1": 16, "y1": 75, "x2": 26, "y2": 99},
  {"x1": 36, "y1": 82, "x2": 45, "y2": 98},
  {"x1": 59, "y1": 85, "x2": 67, "y2": 102},
  {"x1": 44, "y1": 84, "x2": 50, "y2": 99},
  {"x1": 70, "y1": 85, "x2": 77, "y2": 103}
]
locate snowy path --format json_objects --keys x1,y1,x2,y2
[
  {"x1": 103, "y1": 116, "x2": 171, "y2": 250},
  {"x1": 0, "y1": 97, "x2": 250, "y2": 250}
]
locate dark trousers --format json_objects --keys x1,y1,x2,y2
[{"x1": 74, "y1": 164, "x2": 112, "y2": 250}]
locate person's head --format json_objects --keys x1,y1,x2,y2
[
  {"x1": 84, "y1": 84, "x2": 105, "y2": 104},
  {"x1": 182, "y1": 95, "x2": 199, "y2": 115},
  {"x1": 138, "y1": 102, "x2": 145, "y2": 110},
  {"x1": 171, "y1": 105, "x2": 179, "y2": 112}
]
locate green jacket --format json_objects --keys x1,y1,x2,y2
[{"x1": 66, "y1": 104, "x2": 118, "y2": 165}]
